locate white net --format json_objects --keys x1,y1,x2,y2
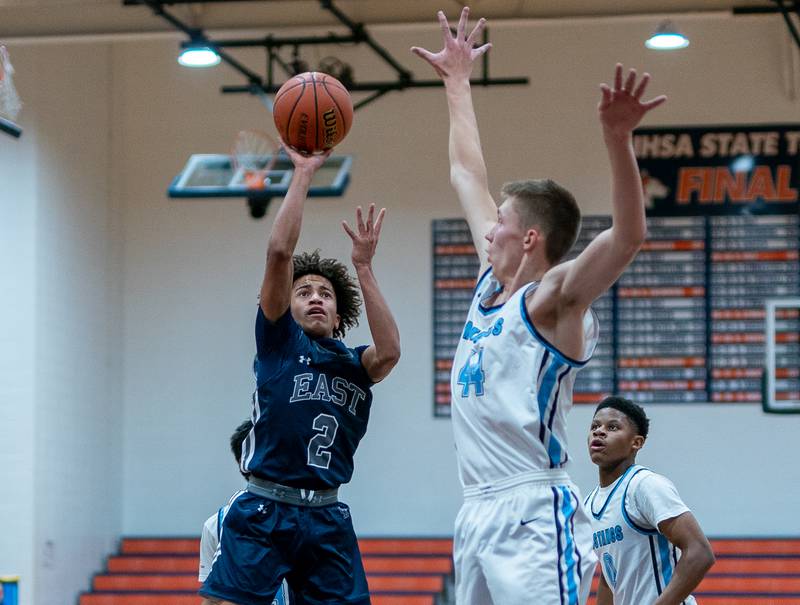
[
  {"x1": 0, "y1": 46, "x2": 22, "y2": 121},
  {"x1": 232, "y1": 129, "x2": 280, "y2": 190}
]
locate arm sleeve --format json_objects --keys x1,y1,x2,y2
[
  {"x1": 198, "y1": 513, "x2": 219, "y2": 581},
  {"x1": 628, "y1": 473, "x2": 691, "y2": 530},
  {"x1": 353, "y1": 344, "x2": 375, "y2": 384}
]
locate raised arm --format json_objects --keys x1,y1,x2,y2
[
  {"x1": 412, "y1": 7, "x2": 496, "y2": 270},
  {"x1": 259, "y1": 146, "x2": 331, "y2": 321},
  {"x1": 654, "y1": 512, "x2": 716, "y2": 605},
  {"x1": 558, "y1": 64, "x2": 666, "y2": 311},
  {"x1": 342, "y1": 205, "x2": 401, "y2": 382}
]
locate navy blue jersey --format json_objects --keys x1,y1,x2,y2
[{"x1": 241, "y1": 307, "x2": 373, "y2": 490}]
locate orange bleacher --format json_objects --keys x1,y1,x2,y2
[
  {"x1": 81, "y1": 537, "x2": 454, "y2": 605},
  {"x1": 80, "y1": 537, "x2": 800, "y2": 605}
]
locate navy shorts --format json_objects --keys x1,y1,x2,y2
[{"x1": 200, "y1": 491, "x2": 371, "y2": 605}]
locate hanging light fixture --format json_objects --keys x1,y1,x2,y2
[
  {"x1": 645, "y1": 21, "x2": 690, "y2": 50},
  {"x1": 178, "y1": 43, "x2": 221, "y2": 67}
]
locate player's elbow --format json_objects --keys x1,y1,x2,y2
[
  {"x1": 380, "y1": 346, "x2": 401, "y2": 370},
  {"x1": 625, "y1": 224, "x2": 648, "y2": 250},
  {"x1": 369, "y1": 348, "x2": 401, "y2": 382},
  {"x1": 698, "y1": 542, "x2": 716, "y2": 573},
  {"x1": 614, "y1": 229, "x2": 647, "y2": 262},
  {"x1": 688, "y1": 539, "x2": 716, "y2": 575}
]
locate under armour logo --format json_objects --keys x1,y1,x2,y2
[{"x1": 299, "y1": 355, "x2": 311, "y2": 365}]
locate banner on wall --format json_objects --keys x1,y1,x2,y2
[{"x1": 635, "y1": 124, "x2": 800, "y2": 216}]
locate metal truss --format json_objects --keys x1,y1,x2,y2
[
  {"x1": 123, "y1": 0, "x2": 529, "y2": 110},
  {"x1": 735, "y1": 1, "x2": 800, "y2": 50}
]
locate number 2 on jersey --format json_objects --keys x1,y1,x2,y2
[{"x1": 307, "y1": 413, "x2": 339, "y2": 469}]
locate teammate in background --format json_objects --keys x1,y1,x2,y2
[
  {"x1": 199, "y1": 420, "x2": 290, "y2": 605},
  {"x1": 412, "y1": 7, "x2": 666, "y2": 604},
  {"x1": 586, "y1": 397, "x2": 715, "y2": 604},
  {"x1": 199, "y1": 144, "x2": 401, "y2": 605}
]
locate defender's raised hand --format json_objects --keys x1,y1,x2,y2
[
  {"x1": 342, "y1": 204, "x2": 386, "y2": 267},
  {"x1": 411, "y1": 7, "x2": 491, "y2": 81},
  {"x1": 599, "y1": 64, "x2": 667, "y2": 138}
]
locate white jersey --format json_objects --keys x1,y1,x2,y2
[
  {"x1": 585, "y1": 465, "x2": 695, "y2": 605},
  {"x1": 451, "y1": 269, "x2": 599, "y2": 485}
]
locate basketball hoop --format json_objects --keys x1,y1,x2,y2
[{"x1": 232, "y1": 129, "x2": 281, "y2": 192}]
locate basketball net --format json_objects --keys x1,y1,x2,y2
[
  {"x1": 232, "y1": 129, "x2": 281, "y2": 191},
  {"x1": 0, "y1": 46, "x2": 22, "y2": 121}
]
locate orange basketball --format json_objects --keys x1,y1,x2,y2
[{"x1": 272, "y1": 72, "x2": 353, "y2": 154}]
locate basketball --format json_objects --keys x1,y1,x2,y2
[{"x1": 272, "y1": 72, "x2": 353, "y2": 155}]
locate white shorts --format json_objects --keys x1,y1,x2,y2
[{"x1": 455, "y1": 470, "x2": 597, "y2": 605}]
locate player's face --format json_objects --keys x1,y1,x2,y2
[
  {"x1": 485, "y1": 198, "x2": 526, "y2": 278},
  {"x1": 588, "y1": 408, "x2": 643, "y2": 468},
  {"x1": 291, "y1": 275, "x2": 341, "y2": 338}
]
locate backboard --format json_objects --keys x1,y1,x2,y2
[
  {"x1": 168, "y1": 153, "x2": 352, "y2": 200},
  {"x1": 0, "y1": 115, "x2": 21, "y2": 138},
  {"x1": 0, "y1": 45, "x2": 22, "y2": 138}
]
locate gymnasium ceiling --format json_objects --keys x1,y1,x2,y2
[{"x1": 0, "y1": 0, "x2": 785, "y2": 39}]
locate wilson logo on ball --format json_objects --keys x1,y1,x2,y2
[{"x1": 322, "y1": 108, "x2": 339, "y2": 147}]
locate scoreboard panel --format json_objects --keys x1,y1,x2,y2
[{"x1": 432, "y1": 213, "x2": 800, "y2": 416}]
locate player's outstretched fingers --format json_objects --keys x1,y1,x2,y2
[
  {"x1": 456, "y1": 6, "x2": 470, "y2": 40},
  {"x1": 633, "y1": 73, "x2": 651, "y2": 100},
  {"x1": 466, "y1": 17, "x2": 486, "y2": 47},
  {"x1": 641, "y1": 94, "x2": 668, "y2": 112},
  {"x1": 373, "y1": 207, "x2": 386, "y2": 240},
  {"x1": 613, "y1": 63, "x2": 623, "y2": 91},
  {"x1": 623, "y1": 68, "x2": 637, "y2": 93},
  {"x1": 438, "y1": 10, "x2": 453, "y2": 40},
  {"x1": 598, "y1": 83, "x2": 612, "y2": 109}
]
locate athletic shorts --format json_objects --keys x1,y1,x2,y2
[
  {"x1": 200, "y1": 491, "x2": 370, "y2": 605},
  {"x1": 455, "y1": 470, "x2": 597, "y2": 605}
]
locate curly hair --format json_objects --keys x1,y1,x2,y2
[
  {"x1": 293, "y1": 250, "x2": 361, "y2": 339},
  {"x1": 595, "y1": 396, "x2": 650, "y2": 440}
]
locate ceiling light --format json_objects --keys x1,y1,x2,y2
[
  {"x1": 645, "y1": 21, "x2": 690, "y2": 50},
  {"x1": 178, "y1": 45, "x2": 221, "y2": 68}
]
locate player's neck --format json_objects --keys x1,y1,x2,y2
[
  {"x1": 598, "y1": 458, "x2": 636, "y2": 487},
  {"x1": 501, "y1": 258, "x2": 548, "y2": 298}
]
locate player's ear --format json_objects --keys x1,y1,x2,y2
[
  {"x1": 631, "y1": 435, "x2": 645, "y2": 453},
  {"x1": 523, "y1": 228, "x2": 540, "y2": 251},
  {"x1": 334, "y1": 314, "x2": 341, "y2": 332}
]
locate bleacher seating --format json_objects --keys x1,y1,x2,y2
[
  {"x1": 80, "y1": 537, "x2": 454, "y2": 605},
  {"x1": 79, "y1": 537, "x2": 800, "y2": 605}
]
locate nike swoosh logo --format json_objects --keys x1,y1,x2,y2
[{"x1": 520, "y1": 516, "x2": 540, "y2": 526}]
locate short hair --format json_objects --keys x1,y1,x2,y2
[
  {"x1": 595, "y1": 396, "x2": 650, "y2": 439},
  {"x1": 230, "y1": 419, "x2": 252, "y2": 478},
  {"x1": 501, "y1": 179, "x2": 581, "y2": 265},
  {"x1": 293, "y1": 250, "x2": 361, "y2": 339}
]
